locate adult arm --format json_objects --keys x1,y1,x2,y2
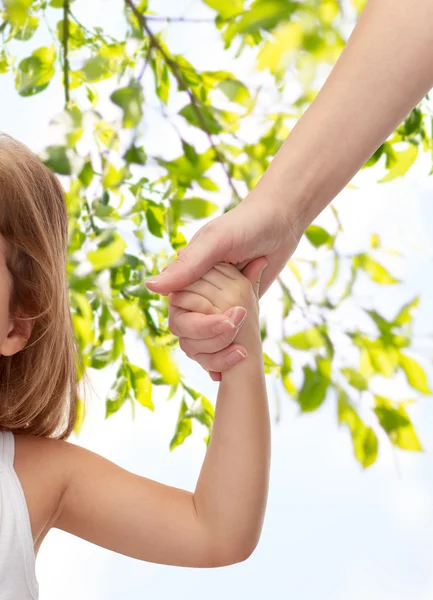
[{"x1": 148, "y1": 0, "x2": 433, "y2": 377}]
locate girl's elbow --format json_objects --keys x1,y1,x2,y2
[{"x1": 208, "y1": 536, "x2": 260, "y2": 568}]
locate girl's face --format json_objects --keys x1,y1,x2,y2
[{"x1": 0, "y1": 236, "x2": 27, "y2": 357}]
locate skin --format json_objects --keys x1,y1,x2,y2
[
  {"x1": 1, "y1": 239, "x2": 270, "y2": 568},
  {"x1": 145, "y1": 0, "x2": 433, "y2": 381}
]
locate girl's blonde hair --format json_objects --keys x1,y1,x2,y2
[{"x1": 0, "y1": 134, "x2": 85, "y2": 439}]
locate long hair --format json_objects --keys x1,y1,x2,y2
[{"x1": 0, "y1": 134, "x2": 87, "y2": 438}]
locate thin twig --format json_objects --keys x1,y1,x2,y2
[
  {"x1": 63, "y1": 0, "x2": 70, "y2": 106},
  {"x1": 124, "y1": 0, "x2": 242, "y2": 202},
  {"x1": 145, "y1": 16, "x2": 216, "y2": 23}
]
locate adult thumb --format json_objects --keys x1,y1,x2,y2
[
  {"x1": 145, "y1": 230, "x2": 222, "y2": 295},
  {"x1": 241, "y1": 256, "x2": 268, "y2": 297}
]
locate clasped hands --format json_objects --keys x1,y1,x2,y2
[{"x1": 145, "y1": 195, "x2": 299, "y2": 381}]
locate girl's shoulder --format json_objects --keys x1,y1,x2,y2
[{"x1": 13, "y1": 434, "x2": 70, "y2": 556}]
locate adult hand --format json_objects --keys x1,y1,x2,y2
[{"x1": 146, "y1": 195, "x2": 300, "y2": 380}]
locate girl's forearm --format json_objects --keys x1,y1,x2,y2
[
  {"x1": 250, "y1": 0, "x2": 433, "y2": 239},
  {"x1": 193, "y1": 325, "x2": 270, "y2": 564}
]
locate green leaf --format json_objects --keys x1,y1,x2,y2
[
  {"x1": 170, "y1": 398, "x2": 192, "y2": 451},
  {"x1": 90, "y1": 346, "x2": 112, "y2": 369},
  {"x1": 145, "y1": 337, "x2": 181, "y2": 385},
  {"x1": 87, "y1": 232, "x2": 126, "y2": 271},
  {"x1": 305, "y1": 225, "x2": 332, "y2": 247},
  {"x1": 3, "y1": 0, "x2": 32, "y2": 24},
  {"x1": 374, "y1": 396, "x2": 422, "y2": 451},
  {"x1": 105, "y1": 374, "x2": 129, "y2": 418},
  {"x1": 341, "y1": 368, "x2": 368, "y2": 391},
  {"x1": 172, "y1": 198, "x2": 219, "y2": 219},
  {"x1": 151, "y1": 55, "x2": 170, "y2": 104},
  {"x1": 203, "y1": 0, "x2": 244, "y2": 18},
  {"x1": 327, "y1": 253, "x2": 339, "y2": 287},
  {"x1": 398, "y1": 353, "x2": 431, "y2": 394},
  {"x1": 111, "y1": 82, "x2": 144, "y2": 128},
  {"x1": 403, "y1": 108, "x2": 423, "y2": 136},
  {"x1": 127, "y1": 363, "x2": 154, "y2": 410},
  {"x1": 179, "y1": 104, "x2": 223, "y2": 134},
  {"x1": 14, "y1": 15, "x2": 39, "y2": 41},
  {"x1": 285, "y1": 327, "x2": 324, "y2": 350},
  {"x1": 82, "y1": 56, "x2": 111, "y2": 82},
  {"x1": 56, "y1": 19, "x2": 85, "y2": 49},
  {"x1": 43, "y1": 145, "x2": 71, "y2": 175},
  {"x1": 123, "y1": 145, "x2": 147, "y2": 165},
  {"x1": 281, "y1": 283, "x2": 294, "y2": 318},
  {"x1": 218, "y1": 78, "x2": 251, "y2": 107},
  {"x1": 146, "y1": 204, "x2": 165, "y2": 238},
  {"x1": 234, "y1": 0, "x2": 298, "y2": 34},
  {"x1": 355, "y1": 253, "x2": 398, "y2": 285},
  {"x1": 16, "y1": 45, "x2": 56, "y2": 96},
  {"x1": 297, "y1": 364, "x2": 329, "y2": 412}
]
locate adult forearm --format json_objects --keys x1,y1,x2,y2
[
  {"x1": 193, "y1": 326, "x2": 270, "y2": 563},
  {"x1": 251, "y1": 0, "x2": 433, "y2": 240}
]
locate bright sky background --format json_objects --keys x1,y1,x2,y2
[{"x1": 1, "y1": 1, "x2": 433, "y2": 598}]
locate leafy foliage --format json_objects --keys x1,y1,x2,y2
[{"x1": 1, "y1": 0, "x2": 431, "y2": 468}]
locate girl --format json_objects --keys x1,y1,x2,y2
[{"x1": 0, "y1": 134, "x2": 271, "y2": 599}]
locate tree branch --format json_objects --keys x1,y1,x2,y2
[
  {"x1": 63, "y1": 0, "x2": 70, "y2": 106},
  {"x1": 124, "y1": 0, "x2": 242, "y2": 202},
  {"x1": 145, "y1": 16, "x2": 216, "y2": 24}
]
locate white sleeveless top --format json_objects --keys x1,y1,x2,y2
[{"x1": 0, "y1": 431, "x2": 39, "y2": 599}]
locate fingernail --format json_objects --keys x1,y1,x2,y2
[
  {"x1": 213, "y1": 320, "x2": 235, "y2": 335},
  {"x1": 227, "y1": 349, "x2": 247, "y2": 366},
  {"x1": 146, "y1": 269, "x2": 171, "y2": 285},
  {"x1": 229, "y1": 307, "x2": 247, "y2": 328}
]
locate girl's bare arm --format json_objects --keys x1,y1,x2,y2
[{"x1": 17, "y1": 260, "x2": 270, "y2": 568}]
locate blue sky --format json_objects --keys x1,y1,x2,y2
[{"x1": 2, "y1": 1, "x2": 433, "y2": 598}]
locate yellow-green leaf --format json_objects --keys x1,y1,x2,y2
[
  {"x1": 341, "y1": 368, "x2": 368, "y2": 391},
  {"x1": 374, "y1": 396, "x2": 422, "y2": 451},
  {"x1": 257, "y1": 21, "x2": 303, "y2": 72},
  {"x1": 379, "y1": 144, "x2": 418, "y2": 182},
  {"x1": 305, "y1": 225, "x2": 332, "y2": 248},
  {"x1": 355, "y1": 253, "x2": 398, "y2": 285},
  {"x1": 73, "y1": 397, "x2": 86, "y2": 435},
  {"x1": 399, "y1": 353, "x2": 431, "y2": 394},
  {"x1": 112, "y1": 298, "x2": 145, "y2": 330},
  {"x1": 87, "y1": 233, "x2": 126, "y2": 270},
  {"x1": 338, "y1": 391, "x2": 378, "y2": 468},
  {"x1": 145, "y1": 337, "x2": 181, "y2": 385},
  {"x1": 128, "y1": 363, "x2": 153, "y2": 410},
  {"x1": 285, "y1": 327, "x2": 324, "y2": 350}
]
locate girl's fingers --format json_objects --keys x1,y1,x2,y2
[
  {"x1": 179, "y1": 327, "x2": 239, "y2": 355},
  {"x1": 168, "y1": 306, "x2": 236, "y2": 339},
  {"x1": 213, "y1": 262, "x2": 243, "y2": 280},
  {"x1": 209, "y1": 370, "x2": 222, "y2": 382},
  {"x1": 177, "y1": 279, "x2": 221, "y2": 307},
  {"x1": 169, "y1": 291, "x2": 217, "y2": 315},
  {"x1": 187, "y1": 344, "x2": 247, "y2": 372}
]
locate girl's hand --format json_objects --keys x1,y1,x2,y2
[{"x1": 169, "y1": 258, "x2": 267, "y2": 372}]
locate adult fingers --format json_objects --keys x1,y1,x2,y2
[{"x1": 145, "y1": 221, "x2": 227, "y2": 295}]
